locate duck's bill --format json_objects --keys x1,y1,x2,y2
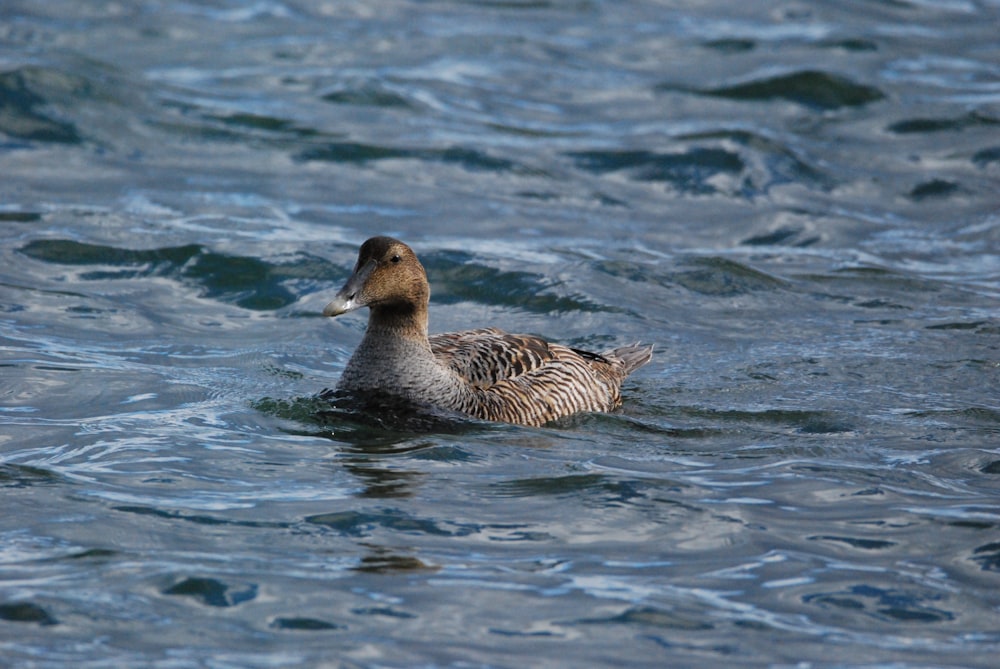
[
  {"x1": 322, "y1": 294, "x2": 355, "y2": 317},
  {"x1": 323, "y1": 258, "x2": 375, "y2": 317}
]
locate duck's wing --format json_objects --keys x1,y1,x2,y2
[
  {"x1": 429, "y1": 328, "x2": 559, "y2": 388},
  {"x1": 430, "y1": 329, "x2": 647, "y2": 390},
  {"x1": 430, "y1": 328, "x2": 645, "y2": 425}
]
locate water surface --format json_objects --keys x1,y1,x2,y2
[{"x1": 2, "y1": 1, "x2": 999, "y2": 667}]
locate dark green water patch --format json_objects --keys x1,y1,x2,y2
[
  {"x1": 809, "y1": 535, "x2": 897, "y2": 550},
  {"x1": 20, "y1": 238, "x2": 201, "y2": 271},
  {"x1": 671, "y1": 257, "x2": 788, "y2": 296},
  {"x1": 18, "y1": 239, "x2": 327, "y2": 310},
  {"x1": 675, "y1": 129, "x2": 833, "y2": 191},
  {"x1": 590, "y1": 255, "x2": 788, "y2": 296},
  {"x1": 702, "y1": 38, "x2": 756, "y2": 53},
  {"x1": 853, "y1": 297, "x2": 910, "y2": 311},
  {"x1": 0, "y1": 464, "x2": 62, "y2": 488},
  {"x1": 271, "y1": 616, "x2": 345, "y2": 631},
  {"x1": 0, "y1": 211, "x2": 42, "y2": 223},
  {"x1": 162, "y1": 577, "x2": 258, "y2": 608},
  {"x1": 353, "y1": 552, "x2": 438, "y2": 574},
  {"x1": 820, "y1": 38, "x2": 879, "y2": 52},
  {"x1": 182, "y1": 250, "x2": 297, "y2": 310},
  {"x1": 490, "y1": 473, "x2": 609, "y2": 498},
  {"x1": 352, "y1": 606, "x2": 417, "y2": 619},
  {"x1": 887, "y1": 111, "x2": 1000, "y2": 134},
  {"x1": 298, "y1": 140, "x2": 407, "y2": 163},
  {"x1": 972, "y1": 146, "x2": 1000, "y2": 167},
  {"x1": 0, "y1": 66, "x2": 84, "y2": 144},
  {"x1": 804, "y1": 584, "x2": 953, "y2": 623},
  {"x1": 908, "y1": 179, "x2": 962, "y2": 201},
  {"x1": 0, "y1": 601, "x2": 58, "y2": 626},
  {"x1": 410, "y1": 444, "x2": 477, "y2": 463},
  {"x1": 423, "y1": 250, "x2": 615, "y2": 314},
  {"x1": 253, "y1": 394, "x2": 342, "y2": 425},
  {"x1": 741, "y1": 227, "x2": 803, "y2": 246},
  {"x1": 205, "y1": 111, "x2": 321, "y2": 139},
  {"x1": 322, "y1": 82, "x2": 417, "y2": 109},
  {"x1": 306, "y1": 508, "x2": 476, "y2": 538},
  {"x1": 65, "y1": 548, "x2": 119, "y2": 561},
  {"x1": 576, "y1": 605, "x2": 713, "y2": 631},
  {"x1": 684, "y1": 70, "x2": 885, "y2": 111},
  {"x1": 297, "y1": 141, "x2": 532, "y2": 174},
  {"x1": 905, "y1": 406, "x2": 1000, "y2": 429},
  {"x1": 114, "y1": 504, "x2": 290, "y2": 530},
  {"x1": 154, "y1": 97, "x2": 327, "y2": 145},
  {"x1": 926, "y1": 321, "x2": 990, "y2": 331},
  {"x1": 970, "y1": 542, "x2": 1000, "y2": 571},
  {"x1": 679, "y1": 407, "x2": 853, "y2": 434},
  {"x1": 801, "y1": 266, "x2": 943, "y2": 296},
  {"x1": 981, "y1": 461, "x2": 1000, "y2": 474},
  {"x1": 567, "y1": 147, "x2": 745, "y2": 195},
  {"x1": 258, "y1": 393, "x2": 483, "y2": 446}
]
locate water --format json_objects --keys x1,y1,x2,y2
[{"x1": 2, "y1": 1, "x2": 999, "y2": 666}]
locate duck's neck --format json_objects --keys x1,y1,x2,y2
[{"x1": 365, "y1": 301, "x2": 430, "y2": 343}]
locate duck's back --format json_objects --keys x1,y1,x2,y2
[{"x1": 430, "y1": 328, "x2": 652, "y2": 425}]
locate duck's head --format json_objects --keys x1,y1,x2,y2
[{"x1": 323, "y1": 236, "x2": 429, "y2": 318}]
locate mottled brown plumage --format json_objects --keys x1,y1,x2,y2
[{"x1": 323, "y1": 236, "x2": 652, "y2": 426}]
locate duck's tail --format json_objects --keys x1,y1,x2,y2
[{"x1": 606, "y1": 343, "x2": 654, "y2": 377}]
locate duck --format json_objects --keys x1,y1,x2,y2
[{"x1": 322, "y1": 236, "x2": 653, "y2": 426}]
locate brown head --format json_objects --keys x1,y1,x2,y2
[{"x1": 323, "y1": 237, "x2": 430, "y2": 329}]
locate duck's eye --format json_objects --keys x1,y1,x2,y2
[{"x1": 390, "y1": 254, "x2": 401, "y2": 263}]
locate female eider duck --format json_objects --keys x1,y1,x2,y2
[{"x1": 323, "y1": 236, "x2": 653, "y2": 427}]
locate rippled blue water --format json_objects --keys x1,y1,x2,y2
[{"x1": 2, "y1": 1, "x2": 999, "y2": 667}]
